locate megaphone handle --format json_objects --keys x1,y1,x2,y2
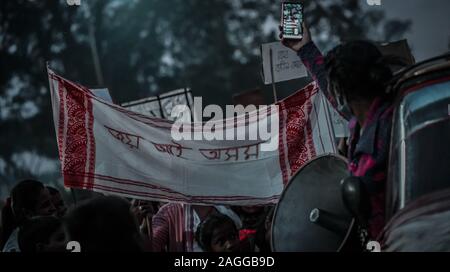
[{"x1": 310, "y1": 208, "x2": 349, "y2": 236}]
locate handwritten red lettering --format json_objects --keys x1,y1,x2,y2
[{"x1": 105, "y1": 125, "x2": 142, "y2": 149}]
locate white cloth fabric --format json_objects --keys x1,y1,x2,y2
[{"x1": 48, "y1": 68, "x2": 336, "y2": 205}]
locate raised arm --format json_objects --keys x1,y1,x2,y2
[
  {"x1": 280, "y1": 23, "x2": 350, "y2": 120},
  {"x1": 297, "y1": 42, "x2": 331, "y2": 104}
]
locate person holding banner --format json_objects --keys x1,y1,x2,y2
[{"x1": 280, "y1": 21, "x2": 407, "y2": 241}]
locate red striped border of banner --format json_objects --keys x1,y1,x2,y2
[
  {"x1": 50, "y1": 70, "x2": 322, "y2": 202},
  {"x1": 54, "y1": 76, "x2": 96, "y2": 190},
  {"x1": 278, "y1": 84, "x2": 319, "y2": 184},
  {"x1": 64, "y1": 180, "x2": 280, "y2": 204},
  {"x1": 63, "y1": 171, "x2": 280, "y2": 202}
]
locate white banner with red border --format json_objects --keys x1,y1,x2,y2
[{"x1": 48, "y1": 68, "x2": 336, "y2": 205}]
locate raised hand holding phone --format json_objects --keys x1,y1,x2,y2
[
  {"x1": 280, "y1": 21, "x2": 311, "y2": 53},
  {"x1": 279, "y1": 1, "x2": 311, "y2": 53},
  {"x1": 281, "y1": 2, "x2": 304, "y2": 39},
  {"x1": 280, "y1": 1, "x2": 311, "y2": 52}
]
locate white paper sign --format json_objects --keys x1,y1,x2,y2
[
  {"x1": 123, "y1": 98, "x2": 162, "y2": 118},
  {"x1": 122, "y1": 88, "x2": 198, "y2": 121},
  {"x1": 261, "y1": 42, "x2": 308, "y2": 84}
]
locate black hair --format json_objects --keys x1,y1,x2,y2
[
  {"x1": 324, "y1": 40, "x2": 406, "y2": 105},
  {"x1": 232, "y1": 206, "x2": 267, "y2": 229},
  {"x1": 1, "y1": 179, "x2": 45, "y2": 249},
  {"x1": 18, "y1": 216, "x2": 62, "y2": 252},
  {"x1": 195, "y1": 214, "x2": 237, "y2": 252},
  {"x1": 45, "y1": 186, "x2": 60, "y2": 196},
  {"x1": 46, "y1": 186, "x2": 67, "y2": 218},
  {"x1": 64, "y1": 195, "x2": 144, "y2": 252}
]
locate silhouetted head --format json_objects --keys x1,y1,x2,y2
[
  {"x1": 196, "y1": 214, "x2": 239, "y2": 252},
  {"x1": 46, "y1": 186, "x2": 67, "y2": 218},
  {"x1": 64, "y1": 196, "x2": 144, "y2": 252},
  {"x1": 18, "y1": 216, "x2": 66, "y2": 252},
  {"x1": 1, "y1": 180, "x2": 56, "y2": 248},
  {"x1": 233, "y1": 205, "x2": 267, "y2": 229},
  {"x1": 324, "y1": 40, "x2": 403, "y2": 117}
]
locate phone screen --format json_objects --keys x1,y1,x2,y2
[{"x1": 282, "y1": 2, "x2": 303, "y2": 40}]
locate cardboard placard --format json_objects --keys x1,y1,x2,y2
[{"x1": 261, "y1": 42, "x2": 308, "y2": 84}]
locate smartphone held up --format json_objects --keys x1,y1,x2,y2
[{"x1": 281, "y1": 2, "x2": 304, "y2": 40}]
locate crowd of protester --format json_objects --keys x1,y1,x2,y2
[
  {"x1": 0, "y1": 179, "x2": 275, "y2": 252},
  {"x1": 0, "y1": 19, "x2": 423, "y2": 252}
]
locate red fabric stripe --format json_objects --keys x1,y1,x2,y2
[
  {"x1": 65, "y1": 172, "x2": 280, "y2": 200},
  {"x1": 64, "y1": 179, "x2": 280, "y2": 203}
]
